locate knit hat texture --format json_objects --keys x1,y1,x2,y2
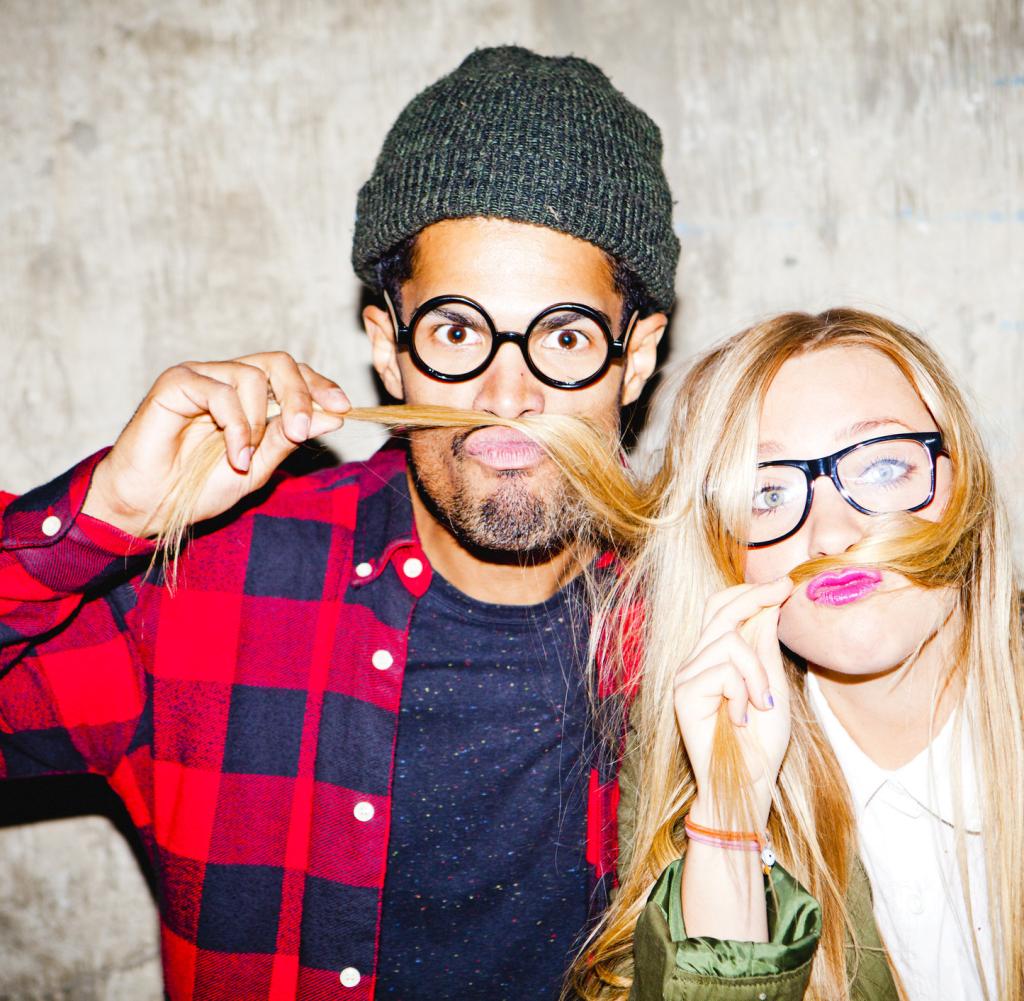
[{"x1": 352, "y1": 46, "x2": 679, "y2": 312}]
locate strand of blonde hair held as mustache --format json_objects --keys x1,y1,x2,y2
[{"x1": 149, "y1": 400, "x2": 660, "y2": 588}]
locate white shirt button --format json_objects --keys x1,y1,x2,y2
[
  {"x1": 354, "y1": 562, "x2": 373, "y2": 578},
  {"x1": 371, "y1": 649, "x2": 394, "y2": 671},
  {"x1": 339, "y1": 966, "x2": 360, "y2": 988},
  {"x1": 41, "y1": 515, "x2": 62, "y2": 537},
  {"x1": 353, "y1": 801, "x2": 375, "y2": 822},
  {"x1": 402, "y1": 557, "x2": 424, "y2": 578}
]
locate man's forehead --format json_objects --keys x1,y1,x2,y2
[{"x1": 406, "y1": 218, "x2": 620, "y2": 314}]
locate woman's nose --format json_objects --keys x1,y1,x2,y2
[{"x1": 804, "y1": 478, "x2": 871, "y2": 557}]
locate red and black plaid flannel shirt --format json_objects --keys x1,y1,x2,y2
[{"x1": 0, "y1": 443, "x2": 622, "y2": 1000}]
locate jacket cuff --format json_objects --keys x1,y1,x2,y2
[
  {"x1": 1, "y1": 450, "x2": 155, "y2": 593},
  {"x1": 631, "y1": 860, "x2": 820, "y2": 1001}
]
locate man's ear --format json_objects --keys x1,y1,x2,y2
[
  {"x1": 363, "y1": 302, "x2": 406, "y2": 401},
  {"x1": 620, "y1": 312, "x2": 667, "y2": 406}
]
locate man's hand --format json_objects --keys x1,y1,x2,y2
[{"x1": 83, "y1": 352, "x2": 350, "y2": 538}]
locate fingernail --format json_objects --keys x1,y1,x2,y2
[
  {"x1": 238, "y1": 446, "x2": 254, "y2": 472},
  {"x1": 764, "y1": 689, "x2": 775, "y2": 709},
  {"x1": 326, "y1": 388, "x2": 348, "y2": 411},
  {"x1": 292, "y1": 414, "x2": 310, "y2": 440}
]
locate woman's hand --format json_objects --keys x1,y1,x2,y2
[
  {"x1": 83, "y1": 352, "x2": 350, "y2": 538},
  {"x1": 673, "y1": 577, "x2": 794, "y2": 830}
]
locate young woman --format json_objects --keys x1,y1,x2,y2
[{"x1": 569, "y1": 309, "x2": 1023, "y2": 1000}]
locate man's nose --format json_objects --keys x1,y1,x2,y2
[
  {"x1": 471, "y1": 341, "x2": 546, "y2": 418},
  {"x1": 804, "y1": 478, "x2": 869, "y2": 557}
]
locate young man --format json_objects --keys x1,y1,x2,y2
[{"x1": 0, "y1": 47, "x2": 677, "y2": 999}]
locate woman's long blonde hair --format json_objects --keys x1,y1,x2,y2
[{"x1": 568, "y1": 309, "x2": 1024, "y2": 1000}]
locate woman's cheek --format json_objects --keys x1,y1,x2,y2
[{"x1": 743, "y1": 543, "x2": 801, "y2": 585}]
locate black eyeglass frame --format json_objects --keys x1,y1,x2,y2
[
  {"x1": 384, "y1": 291, "x2": 640, "y2": 390},
  {"x1": 747, "y1": 431, "x2": 946, "y2": 549}
]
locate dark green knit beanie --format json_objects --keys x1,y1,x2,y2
[{"x1": 352, "y1": 46, "x2": 679, "y2": 312}]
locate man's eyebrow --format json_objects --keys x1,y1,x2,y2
[
  {"x1": 422, "y1": 305, "x2": 488, "y2": 326},
  {"x1": 531, "y1": 306, "x2": 613, "y2": 332},
  {"x1": 757, "y1": 418, "x2": 919, "y2": 459}
]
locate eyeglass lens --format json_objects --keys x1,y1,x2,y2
[
  {"x1": 411, "y1": 301, "x2": 611, "y2": 384},
  {"x1": 749, "y1": 437, "x2": 935, "y2": 546}
]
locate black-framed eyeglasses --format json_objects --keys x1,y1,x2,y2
[
  {"x1": 748, "y1": 431, "x2": 945, "y2": 548},
  {"x1": 384, "y1": 291, "x2": 639, "y2": 390}
]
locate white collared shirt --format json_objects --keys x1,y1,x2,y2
[{"x1": 805, "y1": 672, "x2": 995, "y2": 1001}]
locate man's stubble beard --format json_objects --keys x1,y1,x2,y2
[{"x1": 408, "y1": 430, "x2": 581, "y2": 559}]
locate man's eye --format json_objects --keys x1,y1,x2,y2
[
  {"x1": 541, "y1": 328, "x2": 590, "y2": 351},
  {"x1": 434, "y1": 325, "x2": 483, "y2": 346}
]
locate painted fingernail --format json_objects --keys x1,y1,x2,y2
[{"x1": 764, "y1": 689, "x2": 775, "y2": 709}]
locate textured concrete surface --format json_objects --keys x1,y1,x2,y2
[{"x1": 1, "y1": 1, "x2": 1021, "y2": 996}]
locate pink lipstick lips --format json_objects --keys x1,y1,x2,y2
[
  {"x1": 805, "y1": 568, "x2": 882, "y2": 607},
  {"x1": 463, "y1": 427, "x2": 544, "y2": 470}
]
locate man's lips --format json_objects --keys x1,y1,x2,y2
[
  {"x1": 805, "y1": 568, "x2": 883, "y2": 607},
  {"x1": 462, "y1": 427, "x2": 545, "y2": 470}
]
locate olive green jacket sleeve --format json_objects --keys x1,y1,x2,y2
[
  {"x1": 630, "y1": 859, "x2": 819, "y2": 1001},
  {"x1": 617, "y1": 735, "x2": 899, "y2": 1001}
]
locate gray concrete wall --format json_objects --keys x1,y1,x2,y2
[{"x1": 1, "y1": 0, "x2": 1021, "y2": 995}]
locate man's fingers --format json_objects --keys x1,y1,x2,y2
[
  {"x1": 299, "y1": 362, "x2": 351, "y2": 417},
  {"x1": 186, "y1": 361, "x2": 271, "y2": 450},
  {"x1": 237, "y1": 352, "x2": 313, "y2": 444},
  {"x1": 247, "y1": 413, "x2": 305, "y2": 481},
  {"x1": 173, "y1": 373, "x2": 254, "y2": 473}
]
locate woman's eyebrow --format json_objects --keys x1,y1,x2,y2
[
  {"x1": 757, "y1": 418, "x2": 918, "y2": 459},
  {"x1": 837, "y1": 417, "x2": 917, "y2": 440}
]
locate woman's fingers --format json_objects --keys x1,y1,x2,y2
[
  {"x1": 692, "y1": 577, "x2": 793, "y2": 659},
  {"x1": 675, "y1": 661, "x2": 754, "y2": 728},
  {"x1": 676, "y1": 630, "x2": 774, "y2": 713}
]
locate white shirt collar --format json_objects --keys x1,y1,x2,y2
[{"x1": 804, "y1": 671, "x2": 982, "y2": 832}]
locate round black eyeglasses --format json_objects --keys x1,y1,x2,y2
[
  {"x1": 385, "y1": 292, "x2": 639, "y2": 390},
  {"x1": 748, "y1": 431, "x2": 946, "y2": 548}
]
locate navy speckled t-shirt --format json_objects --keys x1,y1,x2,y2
[{"x1": 375, "y1": 571, "x2": 591, "y2": 999}]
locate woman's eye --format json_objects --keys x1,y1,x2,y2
[
  {"x1": 752, "y1": 484, "x2": 794, "y2": 514},
  {"x1": 854, "y1": 458, "x2": 914, "y2": 486},
  {"x1": 541, "y1": 328, "x2": 589, "y2": 351}
]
